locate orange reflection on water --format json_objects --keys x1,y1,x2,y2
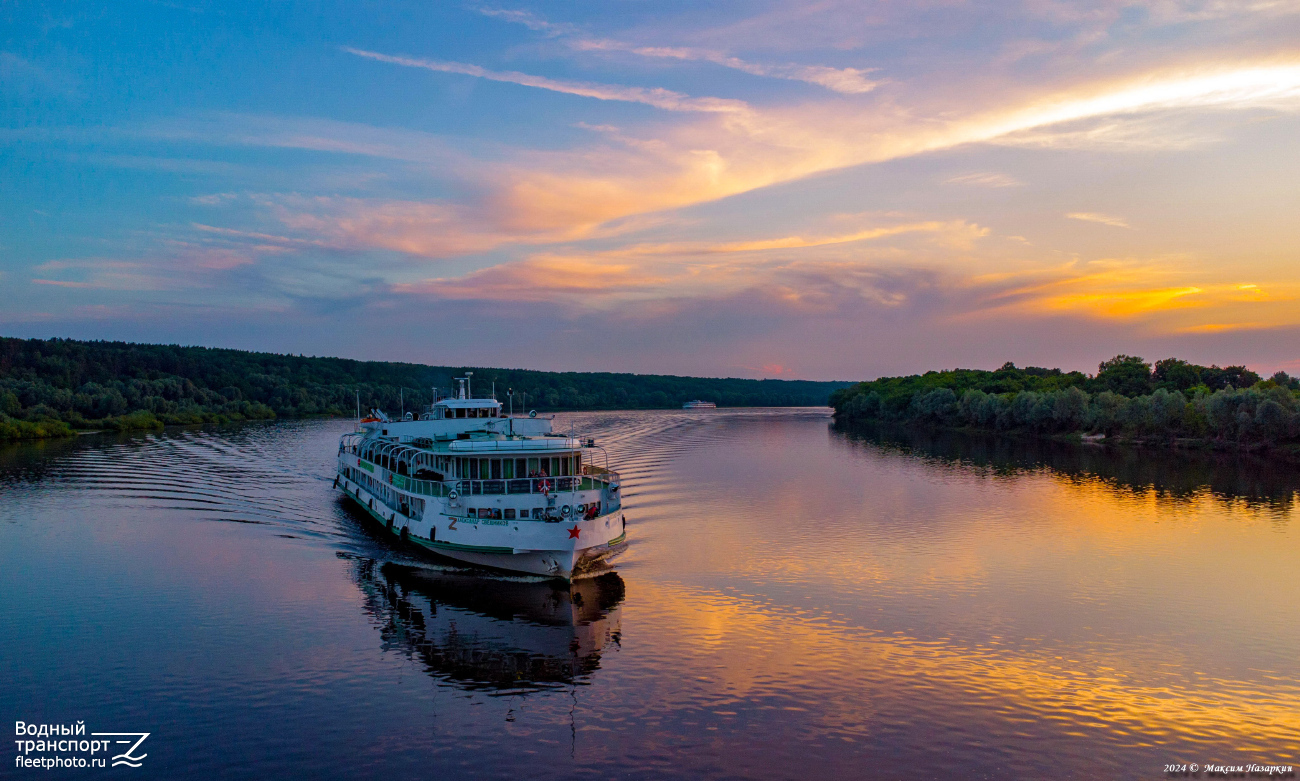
[
  {"x1": 630, "y1": 577, "x2": 1300, "y2": 759},
  {"x1": 614, "y1": 417, "x2": 1300, "y2": 761}
]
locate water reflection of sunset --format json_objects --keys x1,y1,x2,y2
[
  {"x1": 631, "y1": 578, "x2": 1300, "y2": 760},
  {"x1": 5, "y1": 413, "x2": 1297, "y2": 778},
  {"x1": 600, "y1": 411, "x2": 1299, "y2": 764}
]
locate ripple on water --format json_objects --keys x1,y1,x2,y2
[{"x1": 1, "y1": 410, "x2": 1297, "y2": 780}]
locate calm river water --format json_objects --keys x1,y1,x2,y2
[{"x1": 2, "y1": 409, "x2": 1297, "y2": 779}]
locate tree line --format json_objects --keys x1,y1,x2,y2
[
  {"x1": 829, "y1": 356, "x2": 1300, "y2": 451},
  {"x1": 0, "y1": 337, "x2": 850, "y2": 441}
]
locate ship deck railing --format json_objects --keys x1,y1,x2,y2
[{"x1": 377, "y1": 469, "x2": 619, "y2": 499}]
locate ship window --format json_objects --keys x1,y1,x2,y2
[
  {"x1": 515, "y1": 458, "x2": 526, "y2": 478},
  {"x1": 479, "y1": 459, "x2": 490, "y2": 480},
  {"x1": 490, "y1": 459, "x2": 502, "y2": 480},
  {"x1": 561, "y1": 457, "x2": 571, "y2": 477},
  {"x1": 527, "y1": 457, "x2": 539, "y2": 475},
  {"x1": 504, "y1": 509, "x2": 516, "y2": 520},
  {"x1": 502, "y1": 459, "x2": 514, "y2": 480}
]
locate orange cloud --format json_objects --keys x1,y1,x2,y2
[
  {"x1": 1066, "y1": 212, "x2": 1131, "y2": 228},
  {"x1": 458, "y1": 60, "x2": 1300, "y2": 248},
  {"x1": 393, "y1": 253, "x2": 664, "y2": 302},
  {"x1": 388, "y1": 219, "x2": 991, "y2": 307},
  {"x1": 968, "y1": 260, "x2": 1300, "y2": 332}
]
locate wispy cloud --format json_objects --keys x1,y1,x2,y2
[
  {"x1": 343, "y1": 47, "x2": 750, "y2": 114},
  {"x1": 475, "y1": 7, "x2": 879, "y2": 94},
  {"x1": 570, "y1": 39, "x2": 878, "y2": 94},
  {"x1": 1066, "y1": 212, "x2": 1131, "y2": 228},
  {"x1": 945, "y1": 172, "x2": 1023, "y2": 187},
  {"x1": 32, "y1": 278, "x2": 99, "y2": 288},
  {"x1": 486, "y1": 60, "x2": 1300, "y2": 244},
  {"x1": 390, "y1": 219, "x2": 989, "y2": 307},
  {"x1": 473, "y1": 7, "x2": 576, "y2": 36}
]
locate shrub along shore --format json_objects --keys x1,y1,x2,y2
[
  {"x1": 0, "y1": 337, "x2": 850, "y2": 442},
  {"x1": 830, "y1": 356, "x2": 1300, "y2": 456}
]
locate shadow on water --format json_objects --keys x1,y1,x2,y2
[
  {"x1": 833, "y1": 421, "x2": 1300, "y2": 515},
  {"x1": 347, "y1": 556, "x2": 625, "y2": 694}
]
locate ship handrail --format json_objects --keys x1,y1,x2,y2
[
  {"x1": 447, "y1": 438, "x2": 580, "y2": 452},
  {"x1": 366, "y1": 470, "x2": 619, "y2": 499}
]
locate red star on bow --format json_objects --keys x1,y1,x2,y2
[{"x1": 567, "y1": 526, "x2": 581, "y2": 539}]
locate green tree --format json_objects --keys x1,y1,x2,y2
[{"x1": 1096, "y1": 355, "x2": 1152, "y2": 396}]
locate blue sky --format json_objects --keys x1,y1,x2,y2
[{"x1": 3, "y1": 1, "x2": 1299, "y2": 379}]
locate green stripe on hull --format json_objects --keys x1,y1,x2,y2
[{"x1": 410, "y1": 538, "x2": 515, "y2": 555}]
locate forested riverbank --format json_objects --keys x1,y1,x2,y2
[
  {"x1": 0, "y1": 337, "x2": 850, "y2": 441},
  {"x1": 830, "y1": 356, "x2": 1300, "y2": 457}
]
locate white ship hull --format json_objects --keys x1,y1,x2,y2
[
  {"x1": 339, "y1": 478, "x2": 626, "y2": 579},
  {"x1": 337, "y1": 377, "x2": 627, "y2": 580}
]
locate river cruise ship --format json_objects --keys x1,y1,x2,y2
[
  {"x1": 335, "y1": 377, "x2": 626, "y2": 580},
  {"x1": 682, "y1": 400, "x2": 716, "y2": 409}
]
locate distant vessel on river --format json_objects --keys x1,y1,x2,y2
[
  {"x1": 335, "y1": 376, "x2": 626, "y2": 580},
  {"x1": 682, "y1": 400, "x2": 716, "y2": 409}
]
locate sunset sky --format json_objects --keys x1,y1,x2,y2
[{"x1": 3, "y1": 1, "x2": 1299, "y2": 379}]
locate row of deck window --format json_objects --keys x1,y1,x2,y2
[
  {"x1": 350, "y1": 441, "x2": 582, "y2": 483},
  {"x1": 440, "y1": 407, "x2": 497, "y2": 418},
  {"x1": 450, "y1": 455, "x2": 578, "y2": 480}
]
